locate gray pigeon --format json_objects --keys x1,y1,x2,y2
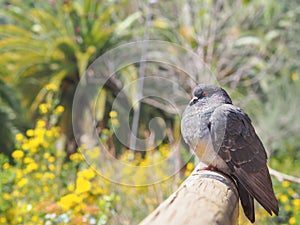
[{"x1": 181, "y1": 84, "x2": 279, "y2": 223}]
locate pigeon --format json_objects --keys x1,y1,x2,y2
[{"x1": 181, "y1": 84, "x2": 279, "y2": 223}]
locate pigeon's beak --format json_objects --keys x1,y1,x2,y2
[{"x1": 189, "y1": 97, "x2": 199, "y2": 106}]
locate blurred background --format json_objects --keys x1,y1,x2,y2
[{"x1": 0, "y1": 0, "x2": 299, "y2": 224}]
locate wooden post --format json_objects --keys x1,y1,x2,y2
[{"x1": 139, "y1": 164, "x2": 239, "y2": 225}]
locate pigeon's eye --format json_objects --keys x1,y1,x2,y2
[
  {"x1": 202, "y1": 91, "x2": 208, "y2": 97},
  {"x1": 193, "y1": 89, "x2": 209, "y2": 100},
  {"x1": 198, "y1": 91, "x2": 208, "y2": 99}
]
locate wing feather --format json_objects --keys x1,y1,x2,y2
[{"x1": 210, "y1": 104, "x2": 279, "y2": 220}]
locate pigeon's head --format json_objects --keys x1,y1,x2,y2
[{"x1": 189, "y1": 84, "x2": 232, "y2": 106}]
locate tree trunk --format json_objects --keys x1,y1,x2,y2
[{"x1": 139, "y1": 165, "x2": 239, "y2": 225}]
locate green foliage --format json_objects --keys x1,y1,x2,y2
[
  {"x1": 256, "y1": 76, "x2": 300, "y2": 154},
  {"x1": 0, "y1": 79, "x2": 26, "y2": 155},
  {"x1": 0, "y1": 0, "x2": 141, "y2": 152}
]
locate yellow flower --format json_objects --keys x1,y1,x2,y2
[
  {"x1": 21, "y1": 143, "x2": 30, "y2": 150},
  {"x1": 3, "y1": 193, "x2": 11, "y2": 200},
  {"x1": 12, "y1": 190, "x2": 20, "y2": 197},
  {"x1": 75, "y1": 177, "x2": 91, "y2": 194},
  {"x1": 43, "y1": 186, "x2": 49, "y2": 192},
  {"x1": 70, "y1": 153, "x2": 83, "y2": 162},
  {"x1": 44, "y1": 172, "x2": 55, "y2": 180},
  {"x1": 24, "y1": 157, "x2": 34, "y2": 164},
  {"x1": 39, "y1": 103, "x2": 48, "y2": 114},
  {"x1": 67, "y1": 184, "x2": 75, "y2": 191},
  {"x1": 17, "y1": 178, "x2": 28, "y2": 188},
  {"x1": 284, "y1": 204, "x2": 291, "y2": 211},
  {"x1": 184, "y1": 170, "x2": 191, "y2": 177},
  {"x1": 25, "y1": 162, "x2": 38, "y2": 173},
  {"x1": 51, "y1": 127, "x2": 60, "y2": 137},
  {"x1": 36, "y1": 120, "x2": 46, "y2": 128},
  {"x1": 280, "y1": 194, "x2": 288, "y2": 203},
  {"x1": 2, "y1": 162, "x2": 10, "y2": 169},
  {"x1": 48, "y1": 156, "x2": 55, "y2": 163},
  {"x1": 292, "y1": 199, "x2": 300, "y2": 210},
  {"x1": 288, "y1": 188, "x2": 296, "y2": 196},
  {"x1": 186, "y1": 162, "x2": 194, "y2": 171},
  {"x1": 109, "y1": 110, "x2": 118, "y2": 118},
  {"x1": 16, "y1": 169, "x2": 23, "y2": 179},
  {"x1": 54, "y1": 105, "x2": 64, "y2": 114},
  {"x1": 42, "y1": 141, "x2": 50, "y2": 149},
  {"x1": 49, "y1": 164, "x2": 55, "y2": 171},
  {"x1": 111, "y1": 118, "x2": 119, "y2": 126},
  {"x1": 0, "y1": 217, "x2": 7, "y2": 223},
  {"x1": 45, "y1": 83, "x2": 58, "y2": 91},
  {"x1": 31, "y1": 215, "x2": 39, "y2": 223},
  {"x1": 35, "y1": 128, "x2": 45, "y2": 140},
  {"x1": 86, "y1": 147, "x2": 100, "y2": 160},
  {"x1": 92, "y1": 185, "x2": 104, "y2": 195},
  {"x1": 291, "y1": 73, "x2": 299, "y2": 81},
  {"x1": 42, "y1": 142, "x2": 50, "y2": 149},
  {"x1": 77, "y1": 168, "x2": 96, "y2": 180},
  {"x1": 41, "y1": 165, "x2": 47, "y2": 171},
  {"x1": 26, "y1": 129, "x2": 35, "y2": 137},
  {"x1": 102, "y1": 128, "x2": 110, "y2": 135},
  {"x1": 159, "y1": 144, "x2": 170, "y2": 158},
  {"x1": 45, "y1": 130, "x2": 53, "y2": 137},
  {"x1": 15, "y1": 133, "x2": 24, "y2": 142},
  {"x1": 28, "y1": 138, "x2": 39, "y2": 149},
  {"x1": 30, "y1": 147, "x2": 37, "y2": 154},
  {"x1": 34, "y1": 173, "x2": 42, "y2": 179},
  {"x1": 289, "y1": 217, "x2": 296, "y2": 225},
  {"x1": 43, "y1": 152, "x2": 50, "y2": 159},
  {"x1": 12, "y1": 150, "x2": 24, "y2": 159},
  {"x1": 140, "y1": 160, "x2": 150, "y2": 167},
  {"x1": 282, "y1": 180, "x2": 290, "y2": 188},
  {"x1": 59, "y1": 194, "x2": 82, "y2": 210}
]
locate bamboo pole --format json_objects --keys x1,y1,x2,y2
[{"x1": 139, "y1": 165, "x2": 239, "y2": 225}]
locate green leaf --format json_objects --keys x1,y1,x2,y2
[{"x1": 115, "y1": 11, "x2": 142, "y2": 35}]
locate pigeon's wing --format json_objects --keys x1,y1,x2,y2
[{"x1": 209, "y1": 104, "x2": 279, "y2": 222}]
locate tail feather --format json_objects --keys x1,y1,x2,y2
[
  {"x1": 235, "y1": 166, "x2": 279, "y2": 216},
  {"x1": 237, "y1": 180, "x2": 255, "y2": 223}
]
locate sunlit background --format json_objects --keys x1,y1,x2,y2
[{"x1": 0, "y1": 0, "x2": 299, "y2": 224}]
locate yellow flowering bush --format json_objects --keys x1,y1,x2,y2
[
  {"x1": 0, "y1": 85, "x2": 187, "y2": 225},
  {"x1": 0, "y1": 86, "x2": 118, "y2": 225},
  {"x1": 272, "y1": 180, "x2": 300, "y2": 225}
]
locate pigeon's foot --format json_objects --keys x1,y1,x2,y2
[{"x1": 201, "y1": 165, "x2": 219, "y2": 171}]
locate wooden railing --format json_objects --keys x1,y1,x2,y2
[{"x1": 139, "y1": 165, "x2": 239, "y2": 225}]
